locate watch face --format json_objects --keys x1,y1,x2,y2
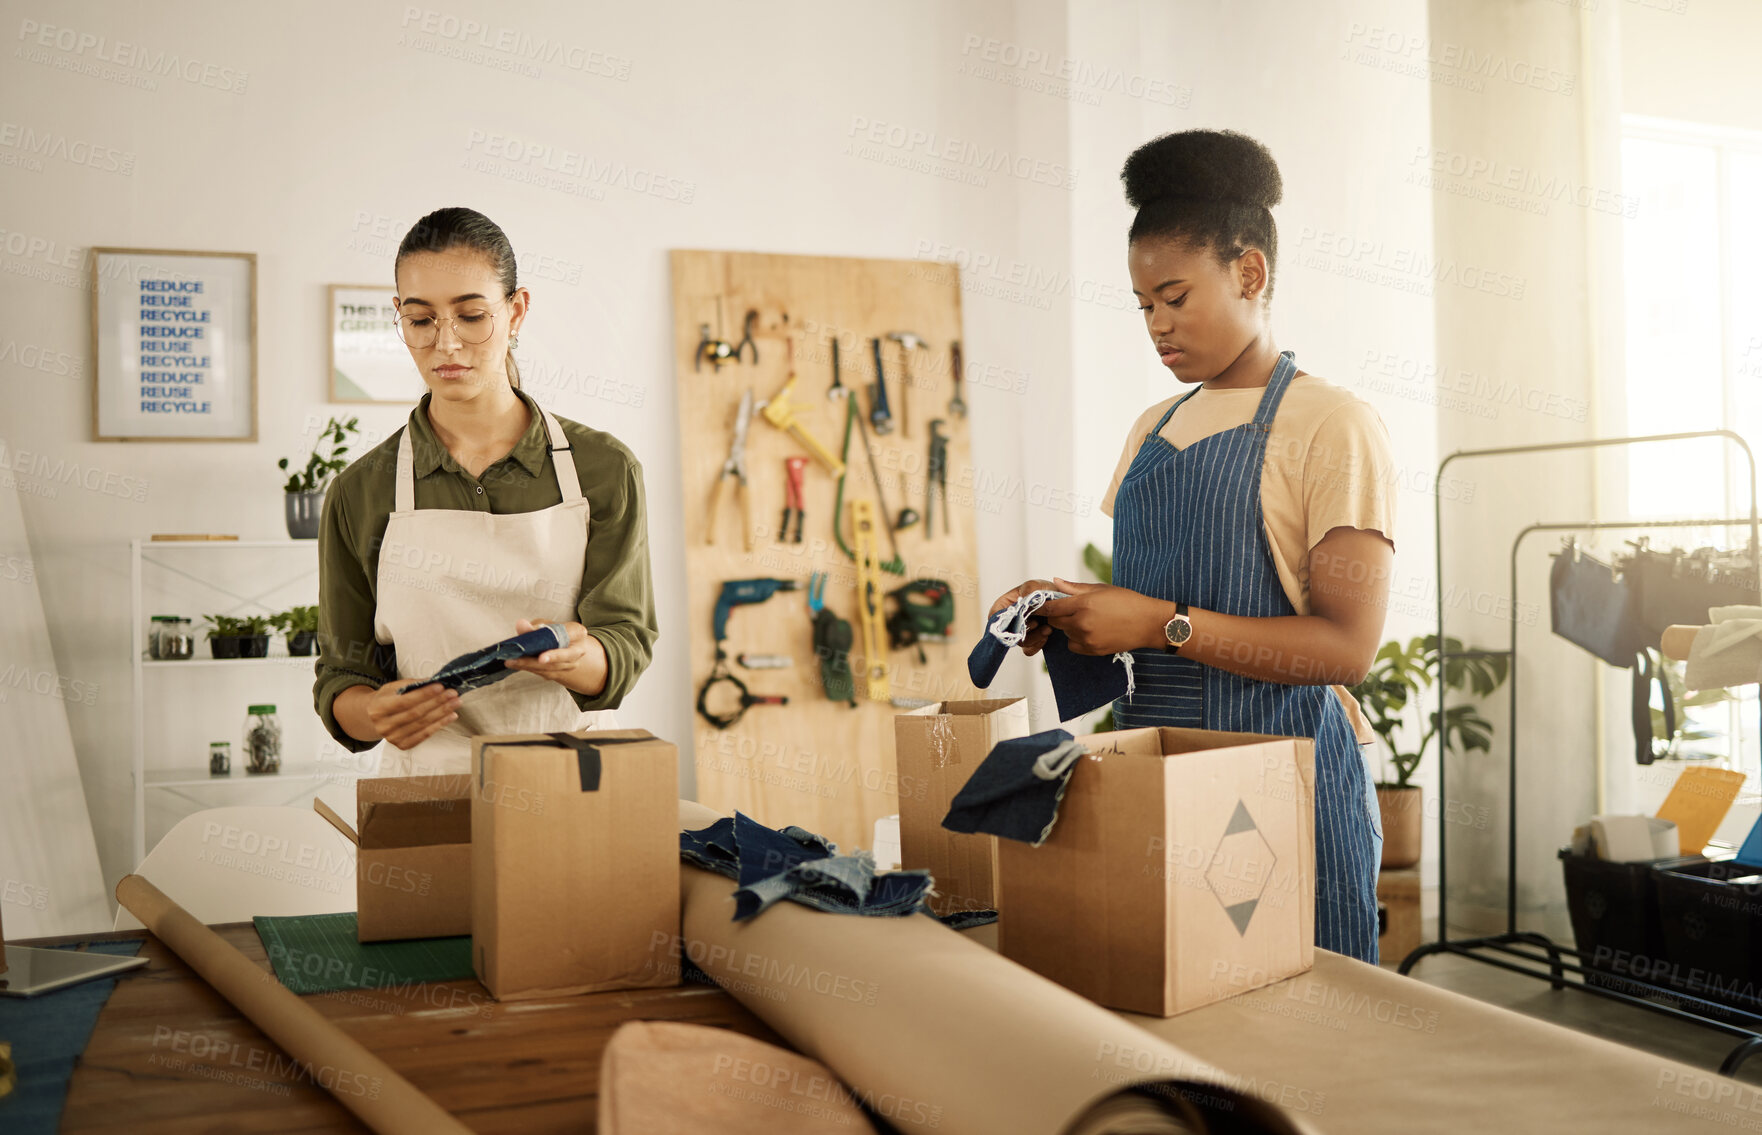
[{"x1": 1166, "y1": 616, "x2": 1191, "y2": 646}]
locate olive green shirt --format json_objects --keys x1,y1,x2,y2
[{"x1": 312, "y1": 387, "x2": 656, "y2": 753}]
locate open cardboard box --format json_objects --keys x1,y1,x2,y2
[
  {"x1": 313, "y1": 774, "x2": 472, "y2": 943},
  {"x1": 895, "y1": 698, "x2": 1029, "y2": 916},
  {"x1": 996, "y1": 726, "x2": 1316, "y2": 1017}
]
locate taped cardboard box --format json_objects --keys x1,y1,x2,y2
[
  {"x1": 472, "y1": 728, "x2": 680, "y2": 1001},
  {"x1": 315, "y1": 775, "x2": 473, "y2": 943},
  {"x1": 996, "y1": 726, "x2": 1316, "y2": 1016},
  {"x1": 896, "y1": 698, "x2": 1028, "y2": 916}
]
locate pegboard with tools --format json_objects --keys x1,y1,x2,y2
[{"x1": 669, "y1": 249, "x2": 981, "y2": 852}]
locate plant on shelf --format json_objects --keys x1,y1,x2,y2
[
  {"x1": 1348, "y1": 634, "x2": 1509, "y2": 870},
  {"x1": 279, "y1": 415, "x2": 358, "y2": 540},
  {"x1": 203, "y1": 613, "x2": 273, "y2": 660},
  {"x1": 270, "y1": 605, "x2": 321, "y2": 657}
]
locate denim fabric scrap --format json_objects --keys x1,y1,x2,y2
[
  {"x1": 942, "y1": 728, "x2": 1086, "y2": 847},
  {"x1": 679, "y1": 811, "x2": 934, "y2": 922},
  {"x1": 966, "y1": 589, "x2": 1133, "y2": 721},
  {"x1": 937, "y1": 908, "x2": 999, "y2": 930},
  {"x1": 399, "y1": 622, "x2": 571, "y2": 695}
]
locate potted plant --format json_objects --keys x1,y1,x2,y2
[
  {"x1": 271, "y1": 605, "x2": 320, "y2": 656},
  {"x1": 278, "y1": 415, "x2": 358, "y2": 539},
  {"x1": 204, "y1": 614, "x2": 272, "y2": 659},
  {"x1": 1348, "y1": 635, "x2": 1508, "y2": 870}
]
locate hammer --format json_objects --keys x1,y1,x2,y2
[{"x1": 886, "y1": 331, "x2": 929, "y2": 439}]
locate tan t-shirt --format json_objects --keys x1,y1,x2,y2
[{"x1": 1099, "y1": 372, "x2": 1397, "y2": 744}]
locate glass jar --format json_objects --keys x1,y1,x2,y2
[
  {"x1": 243, "y1": 704, "x2": 281, "y2": 774},
  {"x1": 209, "y1": 741, "x2": 231, "y2": 776},
  {"x1": 164, "y1": 617, "x2": 194, "y2": 660},
  {"x1": 147, "y1": 615, "x2": 176, "y2": 659}
]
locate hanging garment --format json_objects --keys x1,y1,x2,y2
[
  {"x1": 941, "y1": 729, "x2": 1085, "y2": 846},
  {"x1": 1108, "y1": 350, "x2": 1382, "y2": 964},
  {"x1": 967, "y1": 590, "x2": 1133, "y2": 721},
  {"x1": 1628, "y1": 544, "x2": 1760, "y2": 636},
  {"x1": 372, "y1": 405, "x2": 612, "y2": 777},
  {"x1": 1549, "y1": 541, "x2": 1645, "y2": 667}
]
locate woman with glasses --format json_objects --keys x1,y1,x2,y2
[{"x1": 312, "y1": 206, "x2": 655, "y2": 777}]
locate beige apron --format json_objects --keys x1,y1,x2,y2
[{"x1": 372, "y1": 403, "x2": 611, "y2": 777}]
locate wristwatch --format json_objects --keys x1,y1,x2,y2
[{"x1": 1162, "y1": 603, "x2": 1193, "y2": 655}]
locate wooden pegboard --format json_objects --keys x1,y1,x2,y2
[{"x1": 669, "y1": 249, "x2": 980, "y2": 852}]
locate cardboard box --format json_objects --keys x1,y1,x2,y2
[
  {"x1": 318, "y1": 775, "x2": 474, "y2": 942},
  {"x1": 895, "y1": 698, "x2": 1029, "y2": 916},
  {"x1": 472, "y1": 728, "x2": 680, "y2": 1001},
  {"x1": 996, "y1": 726, "x2": 1315, "y2": 1016}
]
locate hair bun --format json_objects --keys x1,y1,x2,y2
[{"x1": 1121, "y1": 130, "x2": 1282, "y2": 211}]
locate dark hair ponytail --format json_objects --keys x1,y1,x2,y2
[
  {"x1": 394, "y1": 207, "x2": 523, "y2": 389},
  {"x1": 1121, "y1": 130, "x2": 1283, "y2": 301}
]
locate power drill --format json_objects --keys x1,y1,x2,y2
[
  {"x1": 712, "y1": 577, "x2": 799, "y2": 658},
  {"x1": 699, "y1": 577, "x2": 799, "y2": 731}
]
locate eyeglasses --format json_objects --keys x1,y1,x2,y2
[{"x1": 394, "y1": 296, "x2": 510, "y2": 349}]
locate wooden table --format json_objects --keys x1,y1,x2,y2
[{"x1": 34, "y1": 925, "x2": 788, "y2": 1133}]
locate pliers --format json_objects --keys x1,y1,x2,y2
[
  {"x1": 707, "y1": 389, "x2": 755, "y2": 551},
  {"x1": 733, "y1": 309, "x2": 759, "y2": 365}
]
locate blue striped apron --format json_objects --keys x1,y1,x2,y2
[{"x1": 1110, "y1": 349, "x2": 1383, "y2": 963}]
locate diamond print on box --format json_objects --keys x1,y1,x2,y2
[{"x1": 1204, "y1": 799, "x2": 1278, "y2": 936}]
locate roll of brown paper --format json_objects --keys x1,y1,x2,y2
[
  {"x1": 674, "y1": 801, "x2": 1315, "y2": 1135},
  {"x1": 114, "y1": 874, "x2": 473, "y2": 1135}
]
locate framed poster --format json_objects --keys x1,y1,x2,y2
[
  {"x1": 328, "y1": 284, "x2": 411, "y2": 403},
  {"x1": 91, "y1": 248, "x2": 256, "y2": 442}
]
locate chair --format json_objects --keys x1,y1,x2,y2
[{"x1": 114, "y1": 806, "x2": 357, "y2": 930}]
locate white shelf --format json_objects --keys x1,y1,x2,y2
[
  {"x1": 143, "y1": 656, "x2": 317, "y2": 668},
  {"x1": 145, "y1": 764, "x2": 371, "y2": 789},
  {"x1": 142, "y1": 539, "x2": 320, "y2": 550},
  {"x1": 131, "y1": 537, "x2": 327, "y2": 865}
]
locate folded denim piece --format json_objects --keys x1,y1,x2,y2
[
  {"x1": 941, "y1": 728, "x2": 1085, "y2": 846},
  {"x1": 966, "y1": 589, "x2": 1132, "y2": 721},
  {"x1": 679, "y1": 812, "x2": 933, "y2": 922},
  {"x1": 936, "y1": 908, "x2": 999, "y2": 930},
  {"x1": 399, "y1": 622, "x2": 571, "y2": 695}
]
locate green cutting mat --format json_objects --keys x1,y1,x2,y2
[{"x1": 252, "y1": 912, "x2": 475, "y2": 995}]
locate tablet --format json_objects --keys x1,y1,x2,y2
[{"x1": 0, "y1": 945, "x2": 149, "y2": 997}]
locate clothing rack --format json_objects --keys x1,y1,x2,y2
[{"x1": 1400, "y1": 430, "x2": 1762, "y2": 1075}]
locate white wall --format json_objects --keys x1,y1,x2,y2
[
  {"x1": 4, "y1": 0, "x2": 1447, "y2": 930},
  {"x1": 0, "y1": 0, "x2": 1058, "y2": 923}
]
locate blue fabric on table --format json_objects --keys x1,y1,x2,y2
[
  {"x1": 398, "y1": 622, "x2": 570, "y2": 696},
  {"x1": 941, "y1": 728, "x2": 1086, "y2": 846},
  {"x1": 966, "y1": 589, "x2": 1132, "y2": 721},
  {"x1": 0, "y1": 939, "x2": 145, "y2": 1135},
  {"x1": 680, "y1": 812, "x2": 933, "y2": 922}
]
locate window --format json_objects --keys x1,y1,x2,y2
[{"x1": 1621, "y1": 117, "x2": 1762, "y2": 784}]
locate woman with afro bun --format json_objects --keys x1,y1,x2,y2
[{"x1": 992, "y1": 130, "x2": 1397, "y2": 964}]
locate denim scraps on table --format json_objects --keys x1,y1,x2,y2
[
  {"x1": 397, "y1": 622, "x2": 570, "y2": 696},
  {"x1": 966, "y1": 589, "x2": 1133, "y2": 721},
  {"x1": 680, "y1": 812, "x2": 936, "y2": 922},
  {"x1": 941, "y1": 728, "x2": 1085, "y2": 847}
]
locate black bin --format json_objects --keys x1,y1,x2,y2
[
  {"x1": 1559, "y1": 848, "x2": 1704, "y2": 998},
  {"x1": 1654, "y1": 858, "x2": 1762, "y2": 1015}
]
